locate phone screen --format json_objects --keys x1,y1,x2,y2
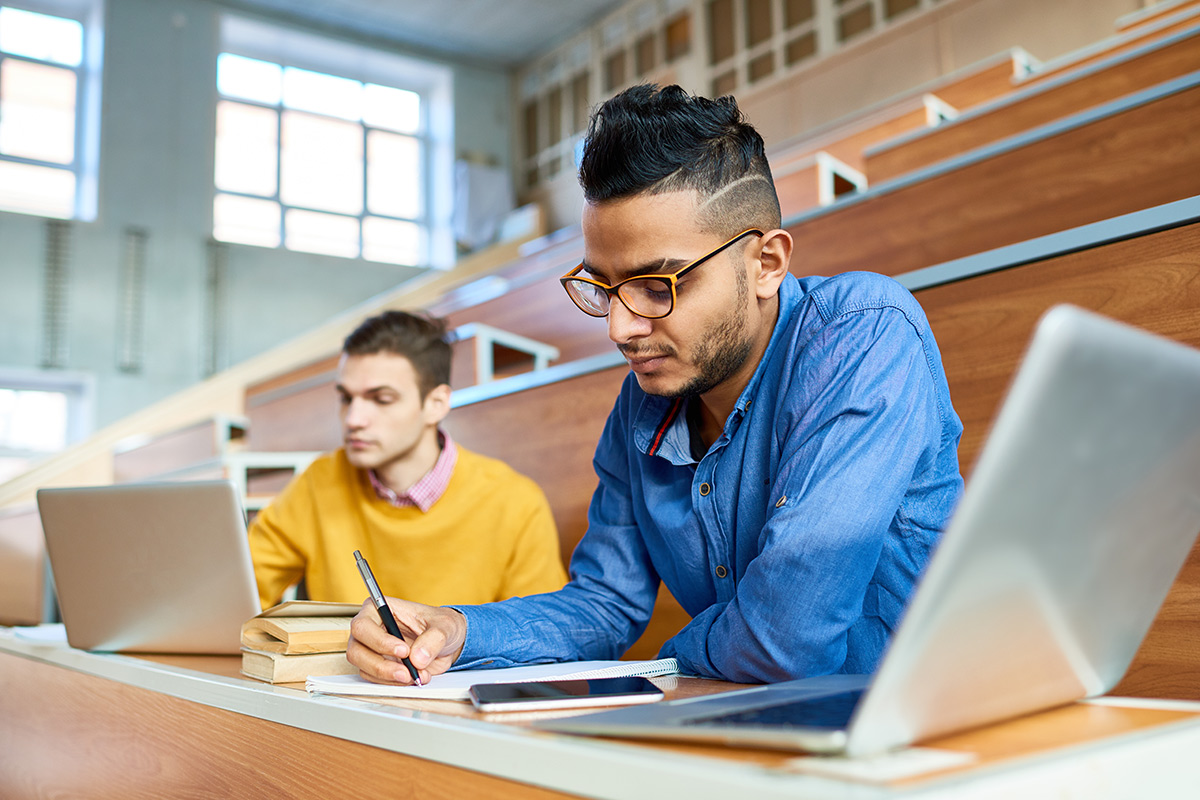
[{"x1": 469, "y1": 676, "x2": 665, "y2": 712}]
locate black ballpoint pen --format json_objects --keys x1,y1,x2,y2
[{"x1": 354, "y1": 550, "x2": 422, "y2": 686}]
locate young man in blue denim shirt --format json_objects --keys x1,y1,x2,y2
[{"x1": 348, "y1": 84, "x2": 964, "y2": 684}]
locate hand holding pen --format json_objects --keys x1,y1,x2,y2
[{"x1": 354, "y1": 550, "x2": 422, "y2": 686}]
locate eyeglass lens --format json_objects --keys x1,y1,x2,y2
[{"x1": 566, "y1": 276, "x2": 674, "y2": 318}]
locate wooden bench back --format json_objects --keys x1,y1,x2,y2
[
  {"x1": 866, "y1": 24, "x2": 1200, "y2": 182},
  {"x1": 788, "y1": 79, "x2": 1200, "y2": 278},
  {"x1": 916, "y1": 220, "x2": 1200, "y2": 700}
]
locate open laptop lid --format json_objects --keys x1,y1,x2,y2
[
  {"x1": 538, "y1": 305, "x2": 1200, "y2": 756},
  {"x1": 37, "y1": 480, "x2": 262, "y2": 654}
]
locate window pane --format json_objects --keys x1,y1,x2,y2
[
  {"x1": 363, "y1": 83, "x2": 420, "y2": 134},
  {"x1": 0, "y1": 388, "x2": 67, "y2": 451},
  {"x1": 213, "y1": 193, "x2": 281, "y2": 247},
  {"x1": 362, "y1": 216, "x2": 422, "y2": 266},
  {"x1": 708, "y1": 0, "x2": 735, "y2": 65},
  {"x1": 0, "y1": 59, "x2": 76, "y2": 163},
  {"x1": 635, "y1": 33, "x2": 656, "y2": 75},
  {"x1": 285, "y1": 208, "x2": 359, "y2": 258},
  {"x1": 839, "y1": 5, "x2": 875, "y2": 41},
  {"x1": 604, "y1": 49, "x2": 626, "y2": 91},
  {"x1": 367, "y1": 130, "x2": 421, "y2": 219},
  {"x1": 571, "y1": 72, "x2": 590, "y2": 134},
  {"x1": 215, "y1": 100, "x2": 278, "y2": 195},
  {"x1": 0, "y1": 8, "x2": 82, "y2": 67},
  {"x1": 0, "y1": 160, "x2": 74, "y2": 217},
  {"x1": 665, "y1": 13, "x2": 691, "y2": 62},
  {"x1": 785, "y1": 0, "x2": 815, "y2": 27},
  {"x1": 280, "y1": 110, "x2": 363, "y2": 214},
  {"x1": 283, "y1": 67, "x2": 361, "y2": 121},
  {"x1": 217, "y1": 53, "x2": 282, "y2": 105},
  {"x1": 745, "y1": 0, "x2": 773, "y2": 48}
]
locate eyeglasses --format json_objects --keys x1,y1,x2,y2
[{"x1": 560, "y1": 229, "x2": 764, "y2": 320}]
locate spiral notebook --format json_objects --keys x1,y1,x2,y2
[{"x1": 305, "y1": 658, "x2": 680, "y2": 700}]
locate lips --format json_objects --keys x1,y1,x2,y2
[
  {"x1": 625, "y1": 354, "x2": 668, "y2": 373},
  {"x1": 345, "y1": 438, "x2": 374, "y2": 450}
]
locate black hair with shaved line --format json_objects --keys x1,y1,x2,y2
[{"x1": 577, "y1": 84, "x2": 781, "y2": 237}]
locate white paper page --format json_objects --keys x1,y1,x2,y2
[{"x1": 306, "y1": 658, "x2": 680, "y2": 700}]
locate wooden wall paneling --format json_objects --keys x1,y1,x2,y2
[
  {"x1": 769, "y1": 101, "x2": 930, "y2": 181},
  {"x1": 816, "y1": 104, "x2": 930, "y2": 174},
  {"x1": 245, "y1": 356, "x2": 342, "y2": 453},
  {"x1": 111, "y1": 417, "x2": 241, "y2": 483},
  {"x1": 788, "y1": 81, "x2": 1200, "y2": 278},
  {"x1": 915, "y1": 220, "x2": 1200, "y2": 700},
  {"x1": 764, "y1": 49, "x2": 1025, "y2": 184},
  {"x1": 0, "y1": 505, "x2": 45, "y2": 626},
  {"x1": 444, "y1": 276, "x2": 612, "y2": 367},
  {"x1": 917, "y1": 221, "x2": 1200, "y2": 475},
  {"x1": 774, "y1": 158, "x2": 822, "y2": 218},
  {"x1": 866, "y1": 25, "x2": 1200, "y2": 182},
  {"x1": 928, "y1": 53, "x2": 1025, "y2": 113}
]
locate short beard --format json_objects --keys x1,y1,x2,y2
[{"x1": 667, "y1": 265, "x2": 755, "y2": 399}]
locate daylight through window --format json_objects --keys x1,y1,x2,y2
[
  {"x1": 214, "y1": 53, "x2": 427, "y2": 266},
  {"x1": 0, "y1": 5, "x2": 87, "y2": 218}
]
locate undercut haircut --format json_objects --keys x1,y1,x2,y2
[
  {"x1": 578, "y1": 84, "x2": 781, "y2": 238},
  {"x1": 342, "y1": 310, "x2": 451, "y2": 398}
]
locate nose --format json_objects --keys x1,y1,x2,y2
[
  {"x1": 342, "y1": 397, "x2": 368, "y2": 430},
  {"x1": 607, "y1": 296, "x2": 653, "y2": 345}
]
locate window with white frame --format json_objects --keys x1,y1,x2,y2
[
  {"x1": 0, "y1": 1, "x2": 100, "y2": 220},
  {"x1": 0, "y1": 371, "x2": 92, "y2": 483},
  {"x1": 213, "y1": 17, "x2": 454, "y2": 268}
]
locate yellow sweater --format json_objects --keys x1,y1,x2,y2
[{"x1": 247, "y1": 447, "x2": 567, "y2": 608}]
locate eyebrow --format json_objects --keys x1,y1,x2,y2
[
  {"x1": 580, "y1": 256, "x2": 692, "y2": 283},
  {"x1": 335, "y1": 383, "x2": 399, "y2": 397}
]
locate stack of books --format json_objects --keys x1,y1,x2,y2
[{"x1": 240, "y1": 601, "x2": 361, "y2": 684}]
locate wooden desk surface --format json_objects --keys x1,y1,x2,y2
[{"x1": 3, "y1": 632, "x2": 1200, "y2": 799}]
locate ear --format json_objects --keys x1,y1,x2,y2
[
  {"x1": 753, "y1": 229, "x2": 792, "y2": 300},
  {"x1": 422, "y1": 383, "x2": 452, "y2": 426}
]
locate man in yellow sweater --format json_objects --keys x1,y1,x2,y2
[{"x1": 247, "y1": 310, "x2": 568, "y2": 609}]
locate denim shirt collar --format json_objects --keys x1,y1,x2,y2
[{"x1": 632, "y1": 274, "x2": 803, "y2": 466}]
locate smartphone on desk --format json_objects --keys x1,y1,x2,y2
[{"x1": 469, "y1": 676, "x2": 665, "y2": 712}]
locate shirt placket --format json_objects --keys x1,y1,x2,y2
[{"x1": 694, "y1": 433, "x2": 735, "y2": 603}]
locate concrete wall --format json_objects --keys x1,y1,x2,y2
[{"x1": 0, "y1": 0, "x2": 512, "y2": 431}]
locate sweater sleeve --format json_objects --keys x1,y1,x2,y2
[{"x1": 246, "y1": 467, "x2": 314, "y2": 608}]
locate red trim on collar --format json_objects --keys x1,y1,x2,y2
[{"x1": 648, "y1": 397, "x2": 684, "y2": 457}]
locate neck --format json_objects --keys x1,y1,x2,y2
[{"x1": 373, "y1": 428, "x2": 442, "y2": 494}]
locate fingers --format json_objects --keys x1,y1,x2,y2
[
  {"x1": 347, "y1": 600, "x2": 417, "y2": 685},
  {"x1": 344, "y1": 599, "x2": 469, "y2": 685},
  {"x1": 408, "y1": 607, "x2": 468, "y2": 670}
]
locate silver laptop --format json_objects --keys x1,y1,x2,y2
[
  {"x1": 37, "y1": 480, "x2": 262, "y2": 654},
  {"x1": 538, "y1": 304, "x2": 1200, "y2": 756}
]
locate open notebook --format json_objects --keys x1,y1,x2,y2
[{"x1": 306, "y1": 657, "x2": 680, "y2": 700}]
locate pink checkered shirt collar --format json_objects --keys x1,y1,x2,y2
[{"x1": 368, "y1": 430, "x2": 458, "y2": 513}]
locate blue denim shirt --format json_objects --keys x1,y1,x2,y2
[{"x1": 456, "y1": 272, "x2": 963, "y2": 682}]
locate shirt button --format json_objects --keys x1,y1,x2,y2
[
  {"x1": 715, "y1": 565, "x2": 728, "y2": 578},
  {"x1": 699, "y1": 482, "x2": 712, "y2": 496}
]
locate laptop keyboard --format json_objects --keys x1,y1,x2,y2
[{"x1": 679, "y1": 689, "x2": 865, "y2": 730}]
